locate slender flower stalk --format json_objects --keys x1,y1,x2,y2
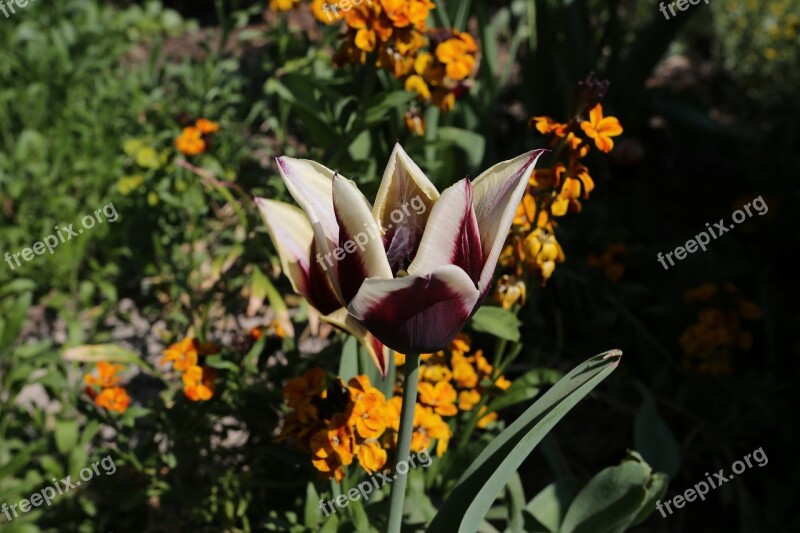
[{"x1": 387, "y1": 352, "x2": 421, "y2": 533}]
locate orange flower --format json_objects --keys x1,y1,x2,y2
[
  {"x1": 458, "y1": 389, "x2": 480, "y2": 411},
  {"x1": 175, "y1": 126, "x2": 205, "y2": 156},
  {"x1": 347, "y1": 377, "x2": 388, "y2": 439},
  {"x1": 84, "y1": 361, "x2": 124, "y2": 388},
  {"x1": 95, "y1": 387, "x2": 131, "y2": 413},
  {"x1": 195, "y1": 118, "x2": 219, "y2": 134},
  {"x1": 356, "y1": 440, "x2": 387, "y2": 474},
  {"x1": 284, "y1": 368, "x2": 326, "y2": 417},
  {"x1": 476, "y1": 406, "x2": 497, "y2": 428},
  {"x1": 411, "y1": 404, "x2": 451, "y2": 456},
  {"x1": 580, "y1": 104, "x2": 623, "y2": 153},
  {"x1": 160, "y1": 338, "x2": 199, "y2": 372},
  {"x1": 435, "y1": 32, "x2": 478, "y2": 81},
  {"x1": 531, "y1": 116, "x2": 567, "y2": 137},
  {"x1": 418, "y1": 381, "x2": 458, "y2": 416},
  {"x1": 452, "y1": 360, "x2": 479, "y2": 389},
  {"x1": 183, "y1": 365, "x2": 217, "y2": 401}
]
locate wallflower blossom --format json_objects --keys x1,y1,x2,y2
[
  {"x1": 84, "y1": 362, "x2": 130, "y2": 414},
  {"x1": 182, "y1": 365, "x2": 217, "y2": 402},
  {"x1": 84, "y1": 361, "x2": 124, "y2": 388},
  {"x1": 580, "y1": 104, "x2": 623, "y2": 153},
  {"x1": 95, "y1": 387, "x2": 131, "y2": 414},
  {"x1": 418, "y1": 381, "x2": 458, "y2": 416}
]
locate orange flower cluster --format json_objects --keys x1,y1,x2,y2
[
  {"x1": 306, "y1": 0, "x2": 478, "y2": 135},
  {"x1": 398, "y1": 333, "x2": 510, "y2": 438},
  {"x1": 84, "y1": 362, "x2": 131, "y2": 414},
  {"x1": 498, "y1": 75, "x2": 623, "y2": 293},
  {"x1": 160, "y1": 337, "x2": 220, "y2": 401},
  {"x1": 279, "y1": 334, "x2": 511, "y2": 479},
  {"x1": 279, "y1": 369, "x2": 391, "y2": 481},
  {"x1": 175, "y1": 118, "x2": 220, "y2": 156},
  {"x1": 680, "y1": 283, "x2": 762, "y2": 375}
]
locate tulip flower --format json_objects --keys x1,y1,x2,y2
[{"x1": 255, "y1": 144, "x2": 545, "y2": 373}]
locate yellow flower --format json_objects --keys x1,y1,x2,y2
[
  {"x1": 452, "y1": 360, "x2": 479, "y2": 389},
  {"x1": 311, "y1": 0, "x2": 343, "y2": 23},
  {"x1": 175, "y1": 126, "x2": 205, "y2": 156},
  {"x1": 420, "y1": 364, "x2": 452, "y2": 383},
  {"x1": 580, "y1": 104, "x2": 623, "y2": 153},
  {"x1": 405, "y1": 74, "x2": 431, "y2": 100},
  {"x1": 523, "y1": 228, "x2": 565, "y2": 282},
  {"x1": 458, "y1": 389, "x2": 480, "y2": 411},
  {"x1": 418, "y1": 381, "x2": 458, "y2": 416},
  {"x1": 269, "y1": 0, "x2": 300, "y2": 11},
  {"x1": 356, "y1": 440, "x2": 387, "y2": 474},
  {"x1": 495, "y1": 274, "x2": 526, "y2": 310},
  {"x1": 449, "y1": 334, "x2": 471, "y2": 356},
  {"x1": 494, "y1": 376, "x2": 512, "y2": 390},
  {"x1": 476, "y1": 406, "x2": 497, "y2": 428},
  {"x1": 95, "y1": 387, "x2": 131, "y2": 414}
]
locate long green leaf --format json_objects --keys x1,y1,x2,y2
[{"x1": 428, "y1": 349, "x2": 622, "y2": 532}]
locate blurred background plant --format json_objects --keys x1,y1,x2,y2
[{"x1": 0, "y1": 0, "x2": 796, "y2": 531}]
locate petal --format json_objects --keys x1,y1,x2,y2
[
  {"x1": 332, "y1": 175, "x2": 393, "y2": 303},
  {"x1": 372, "y1": 145, "x2": 439, "y2": 272},
  {"x1": 471, "y1": 149, "x2": 547, "y2": 292},
  {"x1": 589, "y1": 104, "x2": 603, "y2": 127},
  {"x1": 407, "y1": 178, "x2": 483, "y2": 283},
  {"x1": 321, "y1": 309, "x2": 391, "y2": 377},
  {"x1": 254, "y1": 197, "x2": 313, "y2": 297},
  {"x1": 275, "y1": 156, "x2": 345, "y2": 301},
  {"x1": 347, "y1": 265, "x2": 481, "y2": 353},
  {"x1": 598, "y1": 116, "x2": 623, "y2": 136}
]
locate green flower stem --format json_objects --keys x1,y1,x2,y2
[{"x1": 387, "y1": 352, "x2": 420, "y2": 533}]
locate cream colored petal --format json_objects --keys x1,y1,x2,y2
[
  {"x1": 254, "y1": 197, "x2": 313, "y2": 298},
  {"x1": 331, "y1": 176, "x2": 393, "y2": 302},
  {"x1": 471, "y1": 150, "x2": 547, "y2": 292},
  {"x1": 371, "y1": 143, "x2": 439, "y2": 231}
]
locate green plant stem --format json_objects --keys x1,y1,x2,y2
[{"x1": 387, "y1": 352, "x2": 420, "y2": 533}]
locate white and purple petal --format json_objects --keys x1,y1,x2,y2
[
  {"x1": 331, "y1": 175, "x2": 393, "y2": 303},
  {"x1": 471, "y1": 149, "x2": 547, "y2": 293},
  {"x1": 347, "y1": 265, "x2": 481, "y2": 353},
  {"x1": 407, "y1": 178, "x2": 483, "y2": 283}
]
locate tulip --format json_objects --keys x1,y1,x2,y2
[{"x1": 255, "y1": 144, "x2": 545, "y2": 372}]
